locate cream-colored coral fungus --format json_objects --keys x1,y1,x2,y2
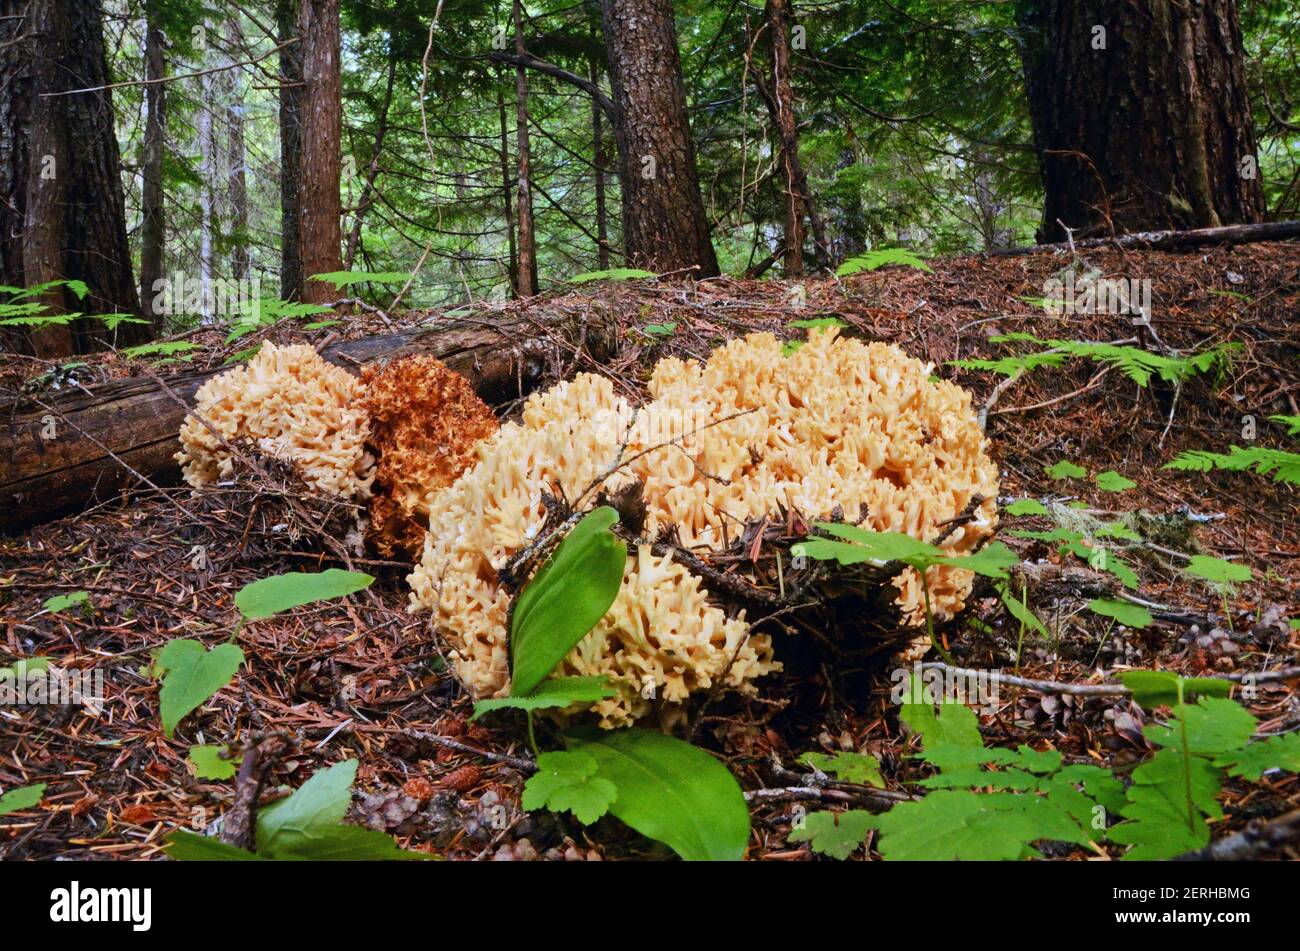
[
  {"x1": 409, "y1": 327, "x2": 999, "y2": 727},
  {"x1": 362, "y1": 355, "x2": 500, "y2": 557},
  {"x1": 176, "y1": 342, "x2": 374, "y2": 500}
]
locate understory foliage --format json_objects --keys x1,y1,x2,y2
[{"x1": 792, "y1": 673, "x2": 1300, "y2": 861}]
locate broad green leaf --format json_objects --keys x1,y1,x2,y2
[
  {"x1": 1095, "y1": 521, "x2": 1143, "y2": 541},
  {"x1": 234, "y1": 569, "x2": 374, "y2": 619},
  {"x1": 899, "y1": 676, "x2": 984, "y2": 750},
  {"x1": 1005, "y1": 499, "x2": 1047, "y2": 516},
  {"x1": 164, "y1": 830, "x2": 263, "y2": 861},
  {"x1": 860, "y1": 790, "x2": 1088, "y2": 860},
  {"x1": 510, "y1": 508, "x2": 627, "y2": 696},
  {"x1": 0, "y1": 783, "x2": 46, "y2": 815},
  {"x1": 1094, "y1": 470, "x2": 1137, "y2": 492},
  {"x1": 256, "y1": 759, "x2": 356, "y2": 854},
  {"x1": 788, "y1": 810, "x2": 874, "y2": 859},
  {"x1": 568, "y1": 267, "x2": 656, "y2": 284},
  {"x1": 522, "y1": 750, "x2": 617, "y2": 825},
  {"x1": 642, "y1": 321, "x2": 677, "y2": 337},
  {"x1": 189, "y1": 745, "x2": 241, "y2": 780},
  {"x1": 799, "y1": 751, "x2": 884, "y2": 787},
  {"x1": 43, "y1": 591, "x2": 90, "y2": 614},
  {"x1": 471, "y1": 676, "x2": 617, "y2": 721},
  {"x1": 937, "y1": 541, "x2": 1019, "y2": 579},
  {"x1": 1110, "y1": 749, "x2": 1222, "y2": 860},
  {"x1": 155, "y1": 639, "x2": 245, "y2": 738},
  {"x1": 1144, "y1": 698, "x2": 1257, "y2": 756},
  {"x1": 999, "y1": 584, "x2": 1046, "y2": 636},
  {"x1": 1121, "y1": 670, "x2": 1230, "y2": 709},
  {"x1": 265, "y1": 824, "x2": 430, "y2": 861},
  {"x1": 565, "y1": 727, "x2": 749, "y2": 861},
  {"x1": 1086, "y1": 598, "x2": 1152, "y2": 629},
  {"x1": 1045, "y1": 459, "x2": 1087, "y2": 480},
  {"x1": 1184, "y1": 555, "x2": 1252, "y2": 586},
  {"x1": 1213, "y1": 733, "x2": 1300, "y2": 780}
]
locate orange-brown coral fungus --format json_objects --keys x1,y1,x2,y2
[{"x1": 362, "y1": 355, "x2": 499, "y2": 556}]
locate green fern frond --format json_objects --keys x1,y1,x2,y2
[
  {"x1": 836, "y1": 247, "x2": 933, "y2": 276},
  {"x1": 1164, "y1": 446, "x2": 1300, "y2": 485}
]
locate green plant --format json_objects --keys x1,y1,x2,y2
[
  {"x1": 507, "y1": 507, "x2": 627, "y2": 698},
  {"x1": 166, "y1": 760, "x2": 427, "y2": 860},
  {"x1": 799, "y1": 751, "x2": 884, "y2": 787},
  {"x1": 1094, "y1": 470, "x2": 1136, "y2": 492},
  {"x1": 234, "y1": 569, "x2": 374, "y2": 620},
  {"x1": 567, "y1": 267, "x2": 656, "y2": 284},
  {"x1": 1106, "y1": 671, "x2": 1300, "y2": 859},
  {"x1": 43, "y1": 591, "x2": 90, "y2": 614},
  {"x1": 792, "y1": 525, "x2": 1018, "y2": 662},
  {"x1": 835, "y1": 248, "x2": 933, "y2": 276},
  {"x1": 154, "y1": 571, "x2": 373, "y2": 739},
  {"x1": 793, "y1": 671, "x2": 1300, "y2": 861},
  {"x1": 951, "y1": 334, "x2": 1238, "y2": 387},
  {"x1": 484, "y1": 509, "x2": 750, "y2": 861},
  {"x1": 642, "y1": 321, "x2": 677, "y2": 337},
  {"x1": 1165, "y1": 445, "x2": 1300, "y2": 486},
  {"x1": 189, "y1": 745, "x2": 242, "y2": 780},
  {"x1": 0, "y1": 783, "x2": 46, "y2": 815},
  {"x1": 308, "y1": 270, "x2": 413, "y2": 289},
  {"x1": 152, "y1": 639, "x2": 245, "y2": 739},
  {"x1": 1045, "y1": 459, "x2": 1086, "y2": 480},
  {"x1": 470, "y1": 676, "x2": 617, "y2": 721}
]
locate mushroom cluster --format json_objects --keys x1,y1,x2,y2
[
  {"x1": 177, "y1": 342, "x2": 375, "y2": 500},
  {"x1": 409, "y1": 328, "x2": 999, "y2": 726},
  {"x1": 362, "y1": 355, "x2": 499, "y2": 557}
]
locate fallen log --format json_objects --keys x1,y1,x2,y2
[
  {"x1": 989, "y1": 219, "x2": 1300, "y2": 256},
  {"x1": 0, "y1": 315, "x2": 610, "y2": 532}
]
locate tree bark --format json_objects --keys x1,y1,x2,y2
[
  {"x1": 277, "y1": 0, "x2": 304, "y2": 300},
  {"x1": 198, "y1": 36, "x2": 216, "y2": 322},
  {"x1": 21, "y1": 0, "x2": 71, "y2": 357},
  {"x1": 600, "y1": 0, "x2": 718, "y2": 276},
  {"x1": 226, "y1": 17, "x2": 249, "y2": 282},
  {"x1": 1018, "y1": 0, "x2": 1265, "y2": 242},
  {"x1": 765, "y1": 0, "x2": 803, "y2": 276},
  {"x1": 512, "y1": 0, "x2": 539, "y2": 296},
  {"x1": 590, "y1": 46, "x2": 610, "y2": 270},
  {"x1": 497, "y1": 83, "x2": 519, "y2": 293},
  {"x1": 0, "y1": 317, "x2": 616, "y2": 531},
  {"x1": 0, "y1": 0, "x2": 146, "y2": 356},
  {"x1": 298, "y1": 0, "x2": 343, "y2": 303},
  {"x1": 139, "y1": 0, "x2": 166, "y2": 329}
]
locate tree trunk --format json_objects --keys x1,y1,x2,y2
[
  {"x1": 512, "y1": 0, "x2": 539, "y2": 296},
  {"x1": 278, "y1": 0, "x2": 304, "y2": 300},
  {"x1": 297, "y1": 0, "x2": 343, "y2": 302},
  {"x1": 600, "y1": 0, "x2": 718, "y2": 276},
  {"x1": 226, "y1": 17, "x2": 249, "y2": 282},
  {"x1": 590, "y1": 48, "x2": 610, "y2": 270},
  {"x1": 139, "y1": 0, "x2": 166, "y2": 329},
  {"x1": 1018, "y1": 0, "x2": 1265, "y2": 242},
  {"x1": 344, "y1": 37, "x2": 397, "y2": 272},
  {"x1": 497, "y1": 83, "x2": 518, "y2": 293},
  {"x1": 0, "y1": 316, "x2": 617, "y2": 531},
  {"x1": 198, "y1": 36, "x2": 216, "y2": 322},
  {"x1": 21, "y1": 0, "x2": 71, "y2": 356},
  {"x1": 0, "y1": 0, "x2": 145, "y2": 356},
  {"x1": 765, "y1": 0, "x2": 804, "y2": 276}
]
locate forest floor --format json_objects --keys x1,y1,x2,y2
[{"x1": 2, "y1": 241, "x2": 1298, "y2": 860}]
